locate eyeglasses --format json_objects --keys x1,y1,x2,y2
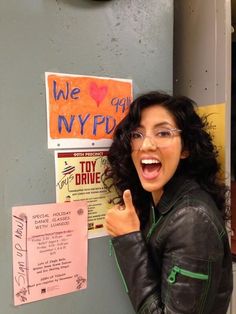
[{"x1": 130, "y1": 127, "x2": 182, "y2": 151}]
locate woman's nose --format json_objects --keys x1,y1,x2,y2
[{"x1": 140, "y1": 135, "x2": 157, "y2": 150}]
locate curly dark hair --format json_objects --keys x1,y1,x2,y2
[{"x1": 103, "y1": 91, "x2": 230, "y2": 226}]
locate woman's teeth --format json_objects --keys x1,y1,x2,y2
[{"x1": 141, "y1": 159, "x2": 160, "y2": 165}]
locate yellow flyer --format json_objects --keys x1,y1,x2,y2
[
  {"x1": 197, "y1": 103, "x2": 225, "y2": 172},
  {"x1": 55, "y1": 150, "x2": 117, "y2": 239}
]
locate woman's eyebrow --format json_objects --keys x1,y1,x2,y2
[
  {"x1": 138, "y1": 121, "x2": 173, "y2": 128},
  {"x1": 137, "y1": 121, "x2": 175, "y2": 129},
  {"x1": 153, "y1": 122, "x2": 173, "y2": 128}
]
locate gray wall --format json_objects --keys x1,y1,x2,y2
[
  {"x1": 173, "y1": 0, "x2": 229, "y2": 105},
  {"x1": 0, "y1": 1, "x2": 173, "y2": 313}
]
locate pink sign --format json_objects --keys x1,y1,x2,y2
[{"x1": 12, "y1": 201, "x2": 88, "y2": 305}]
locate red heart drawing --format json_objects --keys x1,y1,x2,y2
[{"x1": 89, "y1": 82, "x2": 108, "y2": 107}]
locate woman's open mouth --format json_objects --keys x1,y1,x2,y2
[{"x1": 141, "y1": 159, "x2": 162, "y2": 180}]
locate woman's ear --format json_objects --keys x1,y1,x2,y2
[{"x1": 180, "y1": 150, "x2": 189, "y2": 159}]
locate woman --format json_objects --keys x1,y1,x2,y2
[{"x1": 104, "y1": 91, "x2": 233, "y2": 314}]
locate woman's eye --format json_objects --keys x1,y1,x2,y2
[
  {"x1": 155, "y1": 130, "x2": 172, "y2": 137},
  {"x1": 131, "y1": 132, "x2": 143, "y2": 139}
]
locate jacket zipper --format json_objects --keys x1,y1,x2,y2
[
  {"x1": 109, "y1": 239, "x2": 129, "y2": 293},
  {"x1": 146, "y1": 216, "x2": 163, "y2": 240},
  {"x1": 167, "y1": 265, "x2": 209, "y2": 284},
  {"x1": 146, "y1": 204, "x2": 163, "y2": 241}
]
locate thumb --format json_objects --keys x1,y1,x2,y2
[{"x1": 123, "y1": 189, "x2": 135, "y2": 212}]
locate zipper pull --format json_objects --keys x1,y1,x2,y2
[
  {"x1": 109, "y1": 239, "x2": 113, "y2": 257},
  {"x1": 167, "y1": 266, "x2": 180, "y2": 284},
  {"x1": 167, "y1": 265, "x2": 208, "y2": 284}
]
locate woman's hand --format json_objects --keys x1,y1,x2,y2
[{"x1": 105, "y1": 189, "x2": 140, "y2": 237}]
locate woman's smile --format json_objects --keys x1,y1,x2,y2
[{"x1": 140, "y1": 157, "x2": 162, "y2": 180}]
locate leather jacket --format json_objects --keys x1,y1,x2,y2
[{"x1": 111, "y1": 176, "x2": 233, "y2": 313}]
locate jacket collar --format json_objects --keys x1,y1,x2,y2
[{"x1": 156, "y1": 175, "x2": 200, "y2": 215}]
